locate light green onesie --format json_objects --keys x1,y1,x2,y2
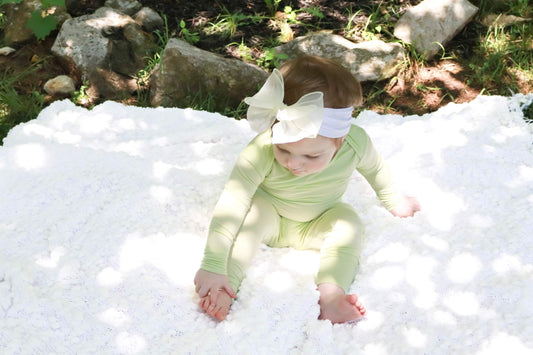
[{"x1": 200, "y1": 124, "x2": 401, "y2": 293}]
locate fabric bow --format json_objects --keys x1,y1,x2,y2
[{"x1": 244, "y1": 69, "x2": 324, "y2": 144}]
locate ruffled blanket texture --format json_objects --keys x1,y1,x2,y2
[{"x1": 1, "y1": 94, "x2": 532, "y2": 354}]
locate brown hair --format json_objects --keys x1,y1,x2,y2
[{"x1": 278, "y1": 55, "x2": 363, "y2": 108}]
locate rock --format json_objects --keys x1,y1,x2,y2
[
  {"x1": 149, "y1": 38, "x2": 268, "y2": 111},
  {"x1": 109, "y1": 22, "x2": 159, "y2": 77},
  {"x1": 43, "y1": 75, "x2": 76, "y2": 95},
  {"x1": 275, "y1": 32, "x2": 405, "y2": 81},
  {"x1": 51, "y1": 7, "x2": 157, "y2": 99},
  {"x1": 394, "y1": 0, "x2": 478, "y2": 59},
  {"x1": 2, "y1": 0, "x2": 70, "y2": 45},
  {"x1": 133, "y1": 7, "x2": 164, "y2": 32},
  {"x1": 104, "y1": 0, "x2": 142, "y2": 16},
  {"x1": 0, "y1": 47, "x2": 16, "y2": 56}
]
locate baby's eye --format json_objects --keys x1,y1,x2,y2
[{"x1": 305, "y1": 155, "x2": 320, "y2": 159}]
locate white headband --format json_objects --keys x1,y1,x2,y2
[{"x1": 244, "y1": 69, "x2": 353, "y2": 144}]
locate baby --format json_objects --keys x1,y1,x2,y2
[{"x1": 194, "y1": 55, "x2": 420, "y2": 324}]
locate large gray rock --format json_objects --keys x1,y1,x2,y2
[
  {"x1": 394, "y1": 0, "x2": 478, "y2": 59},
  {"x1": 133, "y1": 7, "x2": 164, "y2": 32},
  {"x1": 51, "y1": 7, "x2": 157, "y2": 99},
  {"x1": 104, "y1": 0, "x2": 142, "y2": 16},
  {"x1": 2, "y1": 0, "x2": 70, "y2": 45},
  {"x1": 149, "y1": 38, "x2": 268, "y2": 111},
  {"x1": 275, "y1": 32, "x2": 405, "y2": 82}
]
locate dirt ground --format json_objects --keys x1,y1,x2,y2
[{"x1": 0, "y1": 0, "x2": 487, "y2": 116}]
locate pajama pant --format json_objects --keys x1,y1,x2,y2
[{"x1": 226, "y1": 192, "x2": 365, "y2": 293}]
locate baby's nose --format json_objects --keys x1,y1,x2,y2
[{"x1": 287, "y1": 156, "x2": 303, "y2": 169}]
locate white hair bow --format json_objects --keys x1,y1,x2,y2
[{"x1": 244, "y1": 69, "x2": 324, "y2": 144}]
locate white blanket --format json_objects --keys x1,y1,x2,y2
[{"x1": 1, "y1": 95, "x2": 532, "y2": 354}]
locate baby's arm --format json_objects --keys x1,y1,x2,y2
[{"x1": 354, "y1": 129, "x2": 420, "y2": 217}]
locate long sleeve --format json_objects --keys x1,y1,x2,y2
[
  {"x1": 200, "y1": 131, "x2": 274, "y2": 275},
  {"x1": 352, "y1": 127, "x2": 402, "y2": 210}
]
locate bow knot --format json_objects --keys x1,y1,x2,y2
[{"x1": 244, "y1": 69, "x2": 324, "y2": 144}]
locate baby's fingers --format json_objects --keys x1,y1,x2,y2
[
  {"x1": 197, "y1": 285, "x2": 211, "y2": 298},
  {"x1": 209, "y1": 287, "x2": 222, "y2": 304},
  {"x1": 221, "y1": 284, "x2": 236, "y2": 299}
]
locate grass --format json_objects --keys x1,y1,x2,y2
[
  {"x1": 0, "y1": 60, "x2": 46, "y2": 140},
  {"x1": 0, "y1": 0, "x2": 532, "y2": 143}
]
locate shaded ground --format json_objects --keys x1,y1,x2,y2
[{"x1": 0, "y1": 0, "x2": 518, "y2": 118}]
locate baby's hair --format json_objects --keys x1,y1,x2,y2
[{"x1": 279, "y1": 55, "x2": 363, "y2": 109}]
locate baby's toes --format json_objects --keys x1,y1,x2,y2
[{"x1": 214, "y1": 308, "x2": 229, "y2": 321}]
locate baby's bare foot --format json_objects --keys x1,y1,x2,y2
[
  {"x1": 199, "y1": 290, "x2": 233, "y2": 321},
  {"x1": 317, "y1": 283, "x2": 367, "y2": 324},
  {"x1": 319, "y1": 293, "x2": 366, "y2": 324}
]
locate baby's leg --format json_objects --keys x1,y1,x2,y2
[
  {"x1": 304, "y1": 203, "x2": 366, "y2": 323},
  {"x1": 201, "y1": 193, "x2": 280, "y2": 321}
]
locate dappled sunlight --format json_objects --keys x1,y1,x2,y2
[
  {"x1": 195, "y1": 158, "x2": 224, "y2": 175},
  {"x1": 491, "y1": 125, "x2": 527, "y2": 144},
  {"x1": 366, "y1": 242, "x2": 410, "y2": 263},
  {"x1": 98, "y1": 307, "x2": 130, "y2": 328},
  {"x1": 506, "y1": 165, "x2": 533, "y2": 188},
  {"x1": 115, "y1": 331, "x2": 147, "y2": 354},
  {"x1": 370, "y1": 266, "x2": 405, "y2": 290},
  {"x1": 411, "y1": 178, "x2": 464, "y2": 231},
  {"x1": 86, "y1": 8, "x2": 132, "y2": 29},
  {"x1": 443, "y1": 290, "x2": 481, "y2": 317},
  {"x1": 402, "y1": 326, "x2": 427, "y2": 348},
  {"x1": 149, "y1": 185, "x2": 174, "y2": 204},
  {"x1": 96, "y1": 267, "x2": 123, "y2": 287},
  {"x1": 118, "y1": 232, "x2": 202, "y2": 287},
  {"x1": 478, "y1": 332, "x2": 532, "y2": 354},
  {"x1": 278, "y1": 250, "x2": 319, "y2": 275},
  {"x1": 431, "y1": 310, "x2": 457, "y2": 327},
  {"x1": 113, "y1": 140, "x2": 146, "y2": 157},
  {"x1": 420, "y1": 234, "x2": 449, "y2": 252},
  {"x1": 405, "y1": 256, "x2": 438, "y2": 309},
  {"x1": 34, "y1": 246, "x2": 66, "y2": 268},
  {"x1": 79, "y1": 113, "x2": 112, "y2": 134},
  {"x1": 447, "y1": 253, "x2": 482, "y2": 284},
  {"x1": 191, "y1": 141, "x2": 227, "y2": 175},
  {"x1": 183, "y1": 107, "x2": 206, "y2": 121},
  {"x1": 263, "y1": 271, "x2": 293, "y2": 293},
  {"x1": 492, "y1": 254, "x2": 533, "y2": 275},
  {"x1": 357, "y1": 310, "x2": 384, "y2": 331},
  {"x1": 152, "y1": 160, "x2": 173, "y2": 180},
  {"x1": 15, "y1": 143, "x2": 47, "y2": 170}
]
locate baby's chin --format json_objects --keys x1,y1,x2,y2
[{"x1": 289, "y1": 168, "x2": 308, "y2": 176}]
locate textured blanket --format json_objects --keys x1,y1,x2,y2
[{"x1": 1, "y1": 95, "x2": 532, "y2": 354}]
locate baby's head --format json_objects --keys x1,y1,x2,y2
[
  {"x1": 268, "y1": 56, "x2": 363, "y2": 176},
  {"x1": 279, "y1": 55, "x2": 362, "y2": 150},
  {"x1": 244, "y1": 55, "x2": 363, "y2": 175},
  {"x1": 279, "y1": 55, "x2": 363, "y2": 110}
]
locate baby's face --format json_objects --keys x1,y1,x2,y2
[{"x1": 273, "y1": 135, "x2": 338, "y2": 176}]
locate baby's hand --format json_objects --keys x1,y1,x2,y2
[
  {"x1": 390, "y1": 195, "x2": 421, "y2": 218},
  {"x1": 194, "y1": 269, "x2": 236, "y2": 304}
]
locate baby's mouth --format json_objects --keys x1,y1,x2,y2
[{"x1": 290, "y1": 168, "x2": 305, "y2": 176}]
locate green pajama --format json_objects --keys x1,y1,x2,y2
[{"x1": 200, "y1": 125, "x2": 401, "y2": 293}]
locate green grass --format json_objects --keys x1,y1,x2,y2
[{"x1": 0, "y1": 61, "x2": 45, "y2": 142}]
